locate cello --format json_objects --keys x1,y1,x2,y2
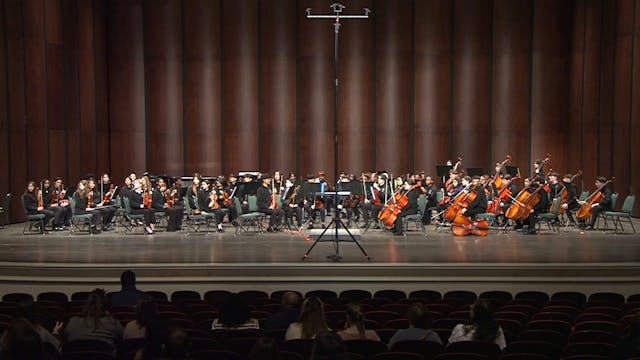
[
  {"x1": 550, "y1": 170, "x2": 582, "y2": 214},
  {"x1": 377, "y1": 183, "x2": 417, "y2": 228},
  {"x1": 504, "y1": 182, "x2": 544, "y2": 221},
  {"x1": 443, "y1": 184, "x2": 473, "y2": 222},
  {"x1": 452, "y1": 214, "x2": 489, "y2": 236},
  {"x1": 492, "y1": 155, "x2": 512, "y2": 190},
  {"x1": 576, "y1": 177, "x2": 614, "y2": 220}
]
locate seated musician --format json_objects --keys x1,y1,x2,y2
[
  {"x1": 186, "y1": 173, "x2": 202, "y2": 213},
  {"x1": 495, "y1": 174, "x2": 515, "y2": 226},
  {"x1": 41, "y1": 179, "x2": 65, "y2": 231},
  {"x1": 532, "y1": 159, "x2": 545, "y2": 180},
  {"x1": 436, "y1": 176, "x2": 463, "y2": 222},
  {"x1": 547, "y1": 172, "x2": 563, "y2": 223},
  {"x1": 214, "y1": 176, "x2": 238, "y2": 226},
  {"x1": 392, "y1": 179, "x2": 420, "y2": 235},
  {"x1": 281, "y1": 178, "x2": 302, "y2": 229},
  {"x1": 72, "y1": 180, "x2": 102, "y2": 234},
  {"x1": 128, "y1": 179, "x2": 155, "y2": 234},
  {"x1": 99, "y1": 173, "x2": 117, "y2": 206},
  {"x1": 522, "y1": 178, "x2": 549, "y2": 235},
  {"x1": 420, "y1": 176, "x2": 439, "y2": 225},
  {"x1": 580, "y1": 176, "x2": 612, "y2": 231},
  {"x1": 256, "y1": 174, "x2": 285, "y2": 232},
  {"x1": 88, "y1": 178, "x2": 116, "y2": 231},
  {"x1": 50, "y1": 177, "x2": 72, "y2": 228},
  {"x1": 152, "y1": 177, "x2": 184, "y2": 232},
  {"x1": 460, "y1": 176, "x2": 488, "y2": 220},
  {"x1": 304, "y1": 173, "x2": 326, "y2": 229},
  {"x1": 198, "y1": 180, "x2": 225, "y2": 232},
  {"x1": 561, "y1": 173, "x2": 580, "y2": 226},
  {"x1": 23, "y1": 181, "x2": 61, "y2": 231},
  {"x1": 361, "y1": 173, "x2": 387, "y2": 228}
]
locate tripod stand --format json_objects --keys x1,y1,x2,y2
[
  {"x1": 302, "y1": 189, "x2": 370, "y2": 261},
  {"x1": 302, "y1": 3, "x2": 371, "y2": 262}
]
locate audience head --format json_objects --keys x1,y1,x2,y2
[
  {"x1": 469, "y1": 299, "x2": 500, "y2": 342},
  {"x1": 219, "y1": 293, "x2": 251, "y2": 327},
  {"x1": 82, "y1": 288, "x2": 109, "y2": 327},
  {"x1": 310, "y1": 331, "x2": 348, "y2": 360},
  {"x1": 120, "y1": 270, "x2": 137, "y2": 287},
  {"x1": 299, "y1": 297, "x2": 329, "y2": 339},
  {"x1": 248, "y1": 337, "x2": 280, "y2": 360},
  {"x1": 281, "y1": 291, "x2": 301, "y2": 309},
  {"x1": 407, "y1": 303, "x2": 431, "y2": 329},
  {"x1": 344, "y1": 303, "x2": 366, "y2": 338},
  {"x1": 0, "y1": 318, "x2": 43, "y2": 360},
  {"x1": 163, "y1": 323, "x2": 189, "y2": 359}
]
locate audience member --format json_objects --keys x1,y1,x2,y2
[
  {"x1": 62, "y1": 288, "x2": 124, "y2": 347},
  {"x1": 0, "y1": 318, "x2": 44, "y2": 360},
  {"x1": 124, "y1": 297, "x2": 158, "y2": 339},
  {"x1": 337, "y1": 303, "x2": 381, "y2": 341},
  {"x1": 263, "y1": 291, "x2": 301, "y2": 331},
  {"x1": 248, "y1": 337, "x2": 281, "y2": 360},
  {"x1": 285, "y1": 297, "x2": 330, "y2": 340},
  {"x1": 388, "y1": 302, "x2": 442, "y2": 349},
  {"x1": 448, "y1": 299, "x2": 506, "y2": 350},
  {"x1": 110, "y1": 270, "x2": 145, "y2": 307},
  {"x1": 17, "y1": 300, "x2": 62, "y2": 352},
  {"x1": 211, "y1": 293, "x2": 260, "y2": 330},
  {"x1": 309, "y1": 331, "x2": 349, "y2": 360},
  {"x1": 610, "y1": 313, "x2": 640, "y2": 360}
]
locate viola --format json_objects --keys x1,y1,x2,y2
[
  {"x1": 36, "y1": 187, "x2": 43, "y2": 208},
  {"x1": 576, "y1": 177, "x2": 614, "y2": 220},
  {"x1": 452, "y1": 214, "x2": 489, "y2": 236}
]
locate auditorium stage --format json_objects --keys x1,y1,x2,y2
[{"x1": 0, "y1": 220, "x2": 639, "y2": 296}]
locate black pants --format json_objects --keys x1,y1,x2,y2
[
  {"x1": 361, "y1": 203, "x2": 383, "y2": 222},
  {"x1": 44, "y1": 206, "x2": 64, "y2": 227},
  {"x1": 589, "y1": 205, "x2": 608, "y2": 227},
  {"x1": 155, "y1": 206, "x2": 184, "y2": 231},
  {"x1": 131, "y1": 208, "x2": 155, "y2": 226},
  {"x1": 421, "y1": 201, "x2": 438, "y2": 224},
  {"x1": 75, "y1": 209, "x2": 100, "y2": 226},
  {"x1": 93, "y1": 206, "x2": 115, "y2": 227},
  {"x1": 260, "y1": 208, "x2": 284, "y2": 228},
  {"x1": 283, "y1": 206, "x2": 302, "y2": 227},
  {"x1": 394, "y1": 208, "x2": 417, "y2": 233}
]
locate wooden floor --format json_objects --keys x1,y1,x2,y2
[{"x1": 0, "y1": 218, "x2": 639, "y2": 296}]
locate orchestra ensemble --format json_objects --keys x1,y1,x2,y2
[{"x1": 21, "y1": 154, "x2": 614, "y2": 236}]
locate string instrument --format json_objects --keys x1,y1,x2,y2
[
  {"x1": 576, "y1": 177, "x2": 614, "y2": 220},
  {"x1": 533, "y1": 153, "x2": 551, "y2": 181},
  {"x1": 486, "y1": 175, "x2": 519, "y2": 214},
  {"x1": 36, "y1": 187, "x2": 43, "y2": 208},
  {"x1": 551, "y1": 170, "x2": 582, "y2": 214},
  {"x1": 443, "y1": 185, "x2": 473, "y2": 222},
  {"x1": 143, "y1": 191, "x2": 152, "y2": 209},
  {"x1": 287, "y1": 185, "x2": 300, "y2": 204},
  {"x1": 87, "y1": 191, "x2": 93, "y2": 208},
  {"x1": 504, "y1": 184, "x2": 544, "y2": 220},
  {"x1": 492, "y1": 154, "x2": 512, "y2": 189},
  {"x1": 163, "y1": 189, "x2": 177, "y2": 206},
  {"x1": 452, "y1": 214, "x2": 489, "y2": 236},
  {"x1": 270, "y1": 181, "x2": 279, "y2": 209},
  {"x1": 377, "y1": 184, "x2": 418, "y2": 228},
  {"x1": 221, "y1": 191, "x2": 232, "y2": 207},
  {"x1": 372, "y1": 187, "x2": 381, "y2": 205},
  {"x1": 209, "y1": 190, "x2": 219, "y2": 209},
  {"x1": 50, "y1": 189, "x2": 59, "y2": 205},
  {"x1": 103, "y1": 184, "x2": 116, "y2": 203}
]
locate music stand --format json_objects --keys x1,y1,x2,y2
[
  {"x1": 302, "y1": 181, "x2": 370, "y2": 262},
  {"x1": 466, "y1": 168, "x2": 485, "y2": 177},
  {"x1": 505, "y1": 166, "x2": 519, "y2": 176},
  {"x1": 436, "y1": 165, "x2": 453, "y2": 186}
]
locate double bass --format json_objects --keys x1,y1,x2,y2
[{"x1": 576, "y1": 177, "x2": 614, "y2": 220}]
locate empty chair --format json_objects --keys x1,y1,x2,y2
[
  {"x1": 37, "y1": 292, "x2": 68, "y2": 305},
  {"x1": 204, "y1": 290, "x2": 232, "y2": 307},
  {"x1": 144, "y1": 290, "x2": 168, "y2": 301},
  {"x1": 445, "y1": 341, "x2": 502, "y2": 359},
  {"x1": 572, "y1": 320, "x2": 620, "y2": 335},
  {"x1": 479, "y1": 291, "x2": 513, "y2": 308},
  {"x1": 494, "y1": 310, "x2": 530, "y2": 325},
  {"x1": 503, "y1": 340, "x2": 561, "y2": 359},
  {"x1": 517, "y1": 329, "x2": 567, "y2": 348},
  {"x1": 433, "y1": 352, "x2": 488, "y2": 360},
  {"x1": 2, "y1": 293, "x2": 34, "y2": 303},
  {"x1": 500, "y1": 354, "x2": 551, "y2": 360},
  {"x1": 443, "y1": 291, "x2": 477, "y2": 306},
  {"x1": 588, "y1": 292, "x2": 625, "y2": 306},
  {"x1": 568, "y1": 330, "x2": 617, "y2": 345},
  {"x1": 499, "y1": 304, "x2": 539, "y2": 317},
  {"x1": 305, "y1": 290, "x2": 338, "y2": 300},
  {"x1": 602, "y1": 194, "x2": 636, "y2": 233},
  {"x1": 408, "y1": 290, "x2": 442, "y2": 302},
  {"x1": 363, "y1": 310, "x2": 400, "y2": 325},
  {"x1": 391, "y1": 340, "x2": 445, "y2": 359},
  {"x1": 70, "y1": 292, "x2": 90, "y2": 302},
  {"x1": 384, "y1": 318, "x2": 410, "y2": 329},
  {"x1": 526, "y1": 319, "x2": 572, "y2": 335},
  {"x1": 343, "y1": 339, "x2": 387, "y2": 359},
  {"x1": 340, "y1": 289, "x2": 372, "y2": 302},
  {"x1": 372, "y1": 352, "x2": 424, "y2": 360},
  {"x1": 573, "y1": 312, "x2": 617, "y2": 324},
  {"x1": 531, "y1": 311, "x2": 574, "y2": 323},
  {"x1": 171, "y1": 290, "x2": 201, "y2": 303},
  {"x1": 515, "y1": 291, "x2": 550, "y2": 307},
  {"x1": 581, "y1": 305, "x2": 623, "y2": 319},
  {"x1": 561, "y1": 342, "x2": 615, "y2": 358},
  {"x1": 627, "y1": 293, "x2": 640, "y2": 302},
  {"x1": 374, "y1": 290, "x2": 407, "y2": 301},
  {"x1": 550, "y1": 291, "x2": 586, "y2": 307},
  {"x1": 238, "y1": 290, "x2": 269, "y2": 300}
]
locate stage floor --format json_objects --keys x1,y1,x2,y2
[{"x1": 0, "y1": 219, "x2": 639, "y2": 295}]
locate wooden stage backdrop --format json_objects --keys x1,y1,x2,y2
[{"x1": 1, "y1": 0, "x2": 639, "y2": 221}]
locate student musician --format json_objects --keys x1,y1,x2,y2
[
  {"x1": 361, "y1": 174, "x2": 388, "y2": 228},
  {"x1": 518, "y1": 178, "x2": 549, "y2": 235},
  {"x1": 22, "y1": 181, "x2": 61, "y2": 231},
  {"x1": 460, "y1": 176, "x2": 488, "y2": 220},
  {"x1": 495, "y1": 174, "x2": 516, "y2": 226},
  {"x1": 225, "y1": 173, "x2": 239, "y2": 205},
  {"x1": 197, "y1": 179, "x2": 225, "y2": 232},
  {"x1": 257, "y1": 174, "x2": 285, "y2": 232},
  {"x1": 532, "y1": 159, "x2": 545, "y2": 181},
  {"x1": 547, "y1": 172, "x2": 563, "y2": 222},
  {"x1": 50, "y1": 177, "x2": 72, "y2": 228},
  {"x1": 580, "y1": 176, "x2": 613, "y2": 231},
  {"x1": 392, "y1": 179, "x2": 420, "y2": 235},
  {"x1": 99, "y1": 173, "x2": 117, "y2": 206},
  {"x1": 303, "y1": 173, "x2": 326, "y2": 229},
  {"x1": 213, "y1": 176, "x2": 238, "y2": 225},
  {"x1": 281, "y1": 178, "x2": 302, "y2": 229},
  {"x1": 152, "y1": 177, "x2": 184, "y2": 232},
  {"x1": 128, "y1": 178, "x2": 156, "y2": 234},
  {"x1": 420, "y1": 176, "x2": 439, "y2": 225},
  {"x1": 87, "y1": 178, "x2": 116, "y2": 231},
  {"x1": 40, "y1": 179, "x2": 65, "y2": 231},
  {"x1": 186, "y1": 173, "x2": 202, "y2": 213},
  {"x1": 560, "y1": 173, "x2": 580, "y2": 226},
  {"x1": 72, "y1": 180, "x2": 102, "y2": 234},
  {"x1": 436, "y1": 176, "x2": 463, "y2": 222}
]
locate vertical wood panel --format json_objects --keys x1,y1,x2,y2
[
  {"x1": 77, "y1": 0, "x2": 98, "y2": 177},
  {"x1": 612, "y1": 0, "x2": 634, "y2": 201},
  {"x1": 62, "y1": 0, "x2": 80, "y2": 182},
  {"x1": 260, "y1": 0, "x2": 297, "y2": 174},
  {"x1": 144, "y1": 0, "x2": 183, "y2": 176},
  {"x1": 23, "y1": 0, "x2": 49, "y2": 180},
  {"x1": 5, "y1": 0, "x2": 27, "y2": 220},
  {"x1": 222, "y1": 0, "x2": 259, "y2": 175},
  {"x1": 45, "y1": 0, "x2": 66, "y2": 181},
  {"x1": 632, "y1": 0, "x2": 640, "y2": 216},
  {"x1": 414, "y1": 0, "x2": 452, "y2": 175},
  {"x1": 452, "y1": 0, "x2": 492, "y2": 171},
  {"x1": 531, "y1": 0, "x2": 572, "y2": 176},
  {"x1": 492, "y1": 0, "x2": 531, "y2": 174},
  {"x1": 0, "y1": 0, "x2": 10, "y2": 199},
  {"x1": 337, "y1": 0, "x2": 373, "y2": 175},
  {"x1": 183, "y1": 0, "x2": 221, "y2": 176},
  {"x1": 597, "y1": 0, "x2": 616, "y2": 179},
  {"x1": 94, "y1": 0, "x2": 109, "y2": 175},
  {"x1": 298, "y1": 0, "x2": 334, "y2": 179},
  {"x1": 108, "y1": 0, "x2": 146, "y2": 181},
  {"x1": 374, "y1": 0, "x2": 412, "y2": 174}
]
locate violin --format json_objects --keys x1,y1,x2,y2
[
  {"x1": 143, "y1": 191, "x2": 152, "y2": 208},
  {"x1": 87, "y1": 191, "x2": 93, "y2": 208},
  {"x1": 209, "y1": 191, "x2": 219, "y2": 209},
  {"x1": 576, "y1": 177, "x2": 614, "y2": 220},
  {"x1": 221, "y1": 191, "x2": 232, "y2": 207},
  {"x1": 36, "y1": 187, "x2": 43, "y2": 208},
  {"x1": 452, "y1": 214, "x2": 489, "y2": 236},
  {"x1": 103, "y1": 184, "x2": 116, "y2": 203}
]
